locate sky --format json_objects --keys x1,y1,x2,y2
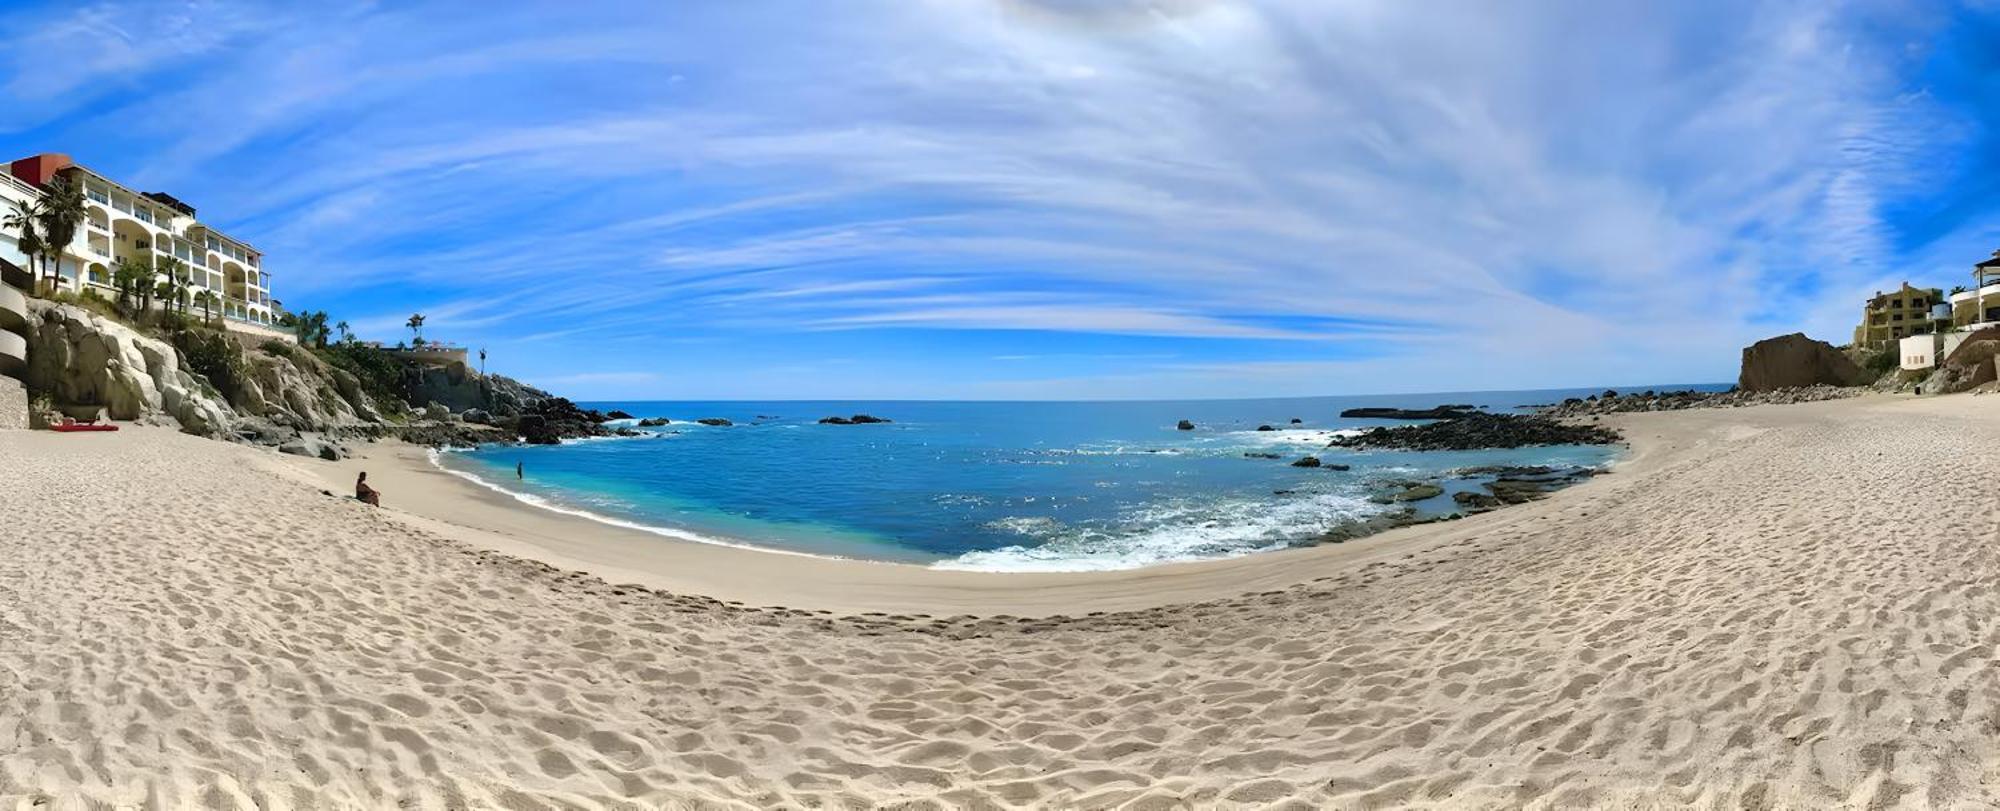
[{"x1": 1, "y1": 0, "x2": 1997, "y2": 400}]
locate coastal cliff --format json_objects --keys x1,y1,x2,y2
[{"x1": 17, "y1": 299, "x2": 608, "y2": 453}]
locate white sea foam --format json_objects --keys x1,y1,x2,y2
[
  {"x1": 1227, "y1": 428, "x2": 1366, "y2": 447},
  {"x1": 934, "y1": 490, "x2": 1386, "y2": 573}
]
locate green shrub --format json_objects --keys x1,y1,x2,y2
[
  {"x1": 314, "y1": 342, "x2": 412, "y2": 418},
  {"x1": 171, "y1": 325, "x2": 246, "y2": 398},
  {"x1": 1863, "y1": 349, "x2": 1897, "y2": 379},
  {"x1": 260, "y1": 339, "x2": 294, "y2": 359}
]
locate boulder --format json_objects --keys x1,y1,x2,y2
[
  {"x1": 638, "y1": 417, "x2": 670, "y2": 427},
  {"x1": 424, "y1": 401, "x2": 451, "y2": 421},
  {"x1": 818, "y1": 416, "x2": 852, "y2": 425},
  {"x1": 1289, "y1": 418, "x2": 1303, "y2": 424},
  {"x1": 1176, "y1": 419, "x2": 1195, "y2": 431},
  {"x1": 1243, "y1": 452, "x2": 1282, "y2": 459},
  {"x1": 606, "y1": 409, "x2": 635, "y2": 420},
  {"x1": 461, "y1": 408, "x2": 493, "y2": 425},
  {"x1": 1255, "y1": 425, "x2": 1276, "y2": 431},
  {"x1": 1387, "y1": 482, "x2": 1444, "y2": 502},
  {"x1": 696, "y1": 418, "x2": 732, "y2": 426},
  {"x1": 1738, "y1": 333, "x2": 1867, "y2": 391},
  {"x1": 1290, "y1": 456, "x2": 1321, "y2": 468}
]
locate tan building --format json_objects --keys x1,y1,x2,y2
[{"x1": 1853, "y1": 281, "x2": 1945, "y2": 350}]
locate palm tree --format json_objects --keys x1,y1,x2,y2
[
  {"x1": 149, "y1": 257, "x2": 191, "y2": 319},
  {"x1": 36, "y1": 176, "x2": 85, "y2": 292},
  {"x1": 336, "y1": 320, "x2": 351, "y2": 344},
  {"x1": 406, "y1": 313, "x2": 425, "y2": 345},
  {"x1": 195, "y1": 289, "x2": 219, "y2": 323},
  {"x1": 111, "y1": 255, "x2": 151, "y2": 313},
  {"x1": 3, "y1": 198, "x2": 45, "y2": 289}
]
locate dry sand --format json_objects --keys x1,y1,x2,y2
[{"x1": 2, "y1": 393, "x2": 1998, "y2": 808}]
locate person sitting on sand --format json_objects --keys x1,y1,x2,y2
[{"x1": 355, "y1": 472, "x2": 381, "y2": 506}]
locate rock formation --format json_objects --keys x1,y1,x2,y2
[
  {"x1": 1329, "y1": 412, "x2": 1622, "y2": 451},
  {"x1": 1339, "y1": 405, "x2": 1478, "y2": 419},
  {"x1": 1738, "y1": 333, "x2": 1868, "y2": 391}
]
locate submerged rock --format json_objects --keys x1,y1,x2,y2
[
  {"x1": 1291, "y1": 456, "x2": 1321, "y2": 468},
  {"x1": 1256, "y1": 424, "x2": 1276, "y2": 431},
  {"x1": 1243, "y1": 452, "x2": 1283, "y2": 460},
  {"x1": 696, "y1": 418, "x2": 733, "y2": 426}
]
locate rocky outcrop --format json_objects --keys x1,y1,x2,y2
[
  {"x1": 1339, "y1": 405, "x2": 1478, "y2": 419},
  {"x1": 1176, "y1": 419, "x2": 1195, "y2": 431},
  {"x1": 515, "y1": 397, "x2": 611, "y2": 444},
  {"x1": 1537, "y1": 385, "x2": 1861, "y2": 417},
  {"x1": 696, "y1": 418, "x2": 732, "y2": 426},
  {"x1": 605, "y1": 409, "x2": 634, "y2": 420},
  {"x1": 1330, "y1": 413, "x2": 1622, "y2": 451},
  {"x1": 1290, "y1": 456, "x2": 1321, "y2": 468},
  {"x1": 23, "y1": 301, "x2": 235, "y2": 436},
  {"x1": 819, "y1": 414, "x2": 892, "y2": 425},
  {"x1": 1739, "y1": 333, "x2": 1868, "y2": 391},
  {"x1": 637, "y1": 417, "x2": 670, "y2": 427}
]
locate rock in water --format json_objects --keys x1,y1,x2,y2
[
  {"x1": 1256, "y1": 424, "x2": 1276, "y2": 431},
  {"x1": 1738, "y1": 333, "x2": 1867, "y2": 391},
  {"x1": 696, "y1": 418, "x2": 732, "y2": 426},
  {"x1": 847, "y1": 414, "x2": 890, "y2": 424},
  {"x1": 605, "y1": 409, "x2": 635, "y2": 420},
  {"x1": 1330, "y1": 413, "x2": 1622, "y2": 451},
  {"x1": 1291, "y1": 456, "x2": 1321, "y2": 467},
  {"x1": 1176, "y1": 419, "x2": 1195, "y2": 430},
  {"x1": 1340, "y1": 405, "x2": 1480, "y2": 419}
]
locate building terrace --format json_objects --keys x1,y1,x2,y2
[{"x1": 2, "y1": 153, "x2": 276, "y2": 329}]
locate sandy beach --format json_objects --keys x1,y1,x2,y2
[{"x1": 4, "y1": 393, "x2": 1998, "y2": 807}]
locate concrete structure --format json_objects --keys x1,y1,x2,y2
[
  {"x1": 3, "y1": 153, "x2": 275, "y2": 329},
  {"x1": 378, "y1": 344, "x2": 470, "y2": 367},
  {"x1": 0, "y1": 257, "x2": 28, "y2": 428},
  {"x1": 1900, "y1": 333, "x2": 1943, "y2": 371},
  {"x1": 1853, "y1": 281, "x2": 1946, "y2": 350},
  {"x1": 1950, "y1": 250, "x2": 2000, "y2": 332}
]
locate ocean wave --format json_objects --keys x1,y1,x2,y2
[
  {"x1": 1226, "y1": 428, "x2": 1365, "y2": 447},
  {"x1": 934, "y1": 490, "x2": 1386, "y2": 573}
]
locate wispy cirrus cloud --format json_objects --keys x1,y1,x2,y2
[{"x1": 2, "y1": 0, "x2": 1995, "y2": 398}]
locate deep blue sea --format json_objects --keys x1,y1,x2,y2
[{"x1": 435, "y1": 385, "x2": 1728, "y2": 571}]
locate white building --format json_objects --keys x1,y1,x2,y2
[{"x1": 2, "y1": 153, "x2": 276, "y2": 327}]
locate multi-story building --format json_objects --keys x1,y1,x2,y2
[
  {"x1": 1948, "y1": 250, "x2": 2000, "y2": 331},
  {"x1": 1853, "y1": 281, "x2": 1946, "y2": 351},
  {"x1": 1, "y1": 153, "x2": 276, "y2": 328}
]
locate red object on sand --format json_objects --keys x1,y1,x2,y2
[{"x1": 50, "y1": 423, "x2": 118, "y2": 433}]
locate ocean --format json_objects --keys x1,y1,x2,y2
[{"x1": 434, "y1": 385, "x2": 1729, "y2": 571}]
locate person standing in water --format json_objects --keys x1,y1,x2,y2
[{"x1": 517, "y1": 461, "x2": 524, "y2": 480}]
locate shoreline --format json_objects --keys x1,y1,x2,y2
[
  {"x1": 286, "y1": 403, "x2": 1690, "y2": 617},
  {"x1": 17, "y1": 390, "x2": 2000, "y2": 806}
]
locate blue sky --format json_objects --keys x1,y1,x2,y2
[{"x1": 3, "y1": 0, "x2": 1997, "y2": 400}]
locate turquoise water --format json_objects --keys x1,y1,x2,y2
[{"x1": 436, "y1": 386, "x2": 1727, "y2": 571}]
